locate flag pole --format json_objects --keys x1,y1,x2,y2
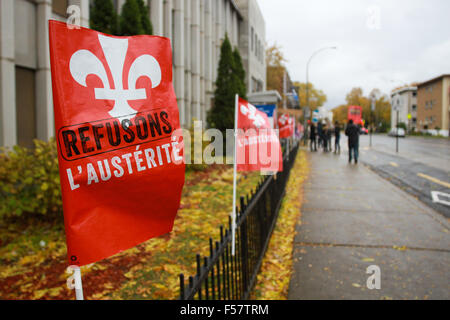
[
  {"x1": 232, "y1": 94, "x2": 239, "y2": 256},
  {"x1": 67, "y1": 265, "x2": 84, "y2": 300},
  {"x1": 74, "y1": 266, "x2": 84, "y2": 300}
]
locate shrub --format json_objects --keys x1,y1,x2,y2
[
  {"x1": 90, "y1": 0, "x2": 119, "y2": 35},
  {"x1": 0, "y1": 139, "x2": 62, "y2": 220},
  {"x1": 208, "y1": 34, "x2": 247, "y2": 133},
  {"x1": 185, "y1": 120, "x2": 210, "y2": 172}
]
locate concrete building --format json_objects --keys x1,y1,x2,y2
[
  {"x1": 235, "y1": 0, "x2": 266, "y2": 94},
  {"x1": 0, "y1": 0, "x2": 90, "y2": 148},
  {"x1": 416, "y1": 74, "x2": 450, "y2": 136},
  {"x1": 0, "y1": 0, "x2": 267, "y2": 148},
  {"x1": 390, "y1": 86, "x2": 417, "y2": 132}
]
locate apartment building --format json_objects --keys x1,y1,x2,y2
[
  {"x1": 416, "y1": 74, "x2": 450, "y2": 135},
  {"x1": 0, "y1": 0, "x2": 267, "y2": 148},
  {"x1": 390, "y1": 86, "x2": 417, "y2": 132}
]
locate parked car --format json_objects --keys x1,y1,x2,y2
[{"x1": 388, "y1": 128, "x2": 406, "y2": 137}]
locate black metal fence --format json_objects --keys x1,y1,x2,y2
[{"x1": 179, "y1": 142, "x2": 299, "y2": 300}]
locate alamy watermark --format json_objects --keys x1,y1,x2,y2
[
  {"x1": 366, "y1": 5, "x2": 381, "y2": 30},
  {"x1": 366, "y1": 265, "x2": 381, "y2": 290},
  {"x1": 66, "y1": 5, "x2": 81, "y2": 30}
]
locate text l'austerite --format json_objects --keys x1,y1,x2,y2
[{"x1": 65, "y1": 141, "x2": 183, "y2": 191}]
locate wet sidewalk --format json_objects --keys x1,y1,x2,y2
[{"x1": 288, "y1": 148, "x2": 450, "y2": 299}]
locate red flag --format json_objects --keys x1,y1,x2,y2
[
  {"x1": 278, "y1": 113, "x2": 294, "y2": 138},
  {"x1": 236, "y1": 98, "x2": 283, "y2": 172},
  {"x1": 49, "y1": 21, "x2": 185, "y2": 266}
]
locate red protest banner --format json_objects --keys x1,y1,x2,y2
[
  {"x1": 236, "y1": 97, "x2": 283, "y2": 172},
  {"x1": 278, "y1": 113, "x2": 294, "y2": 138},
  {"x1": 49, "y1": 21, "x2": 185, "y2": 266}
]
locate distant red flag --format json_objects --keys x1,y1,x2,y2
[
  {"x1": 278, "y1": 113, "x2": 294, "y2": 138},
  {"x1": 49, "y1": 20, "x2": 185, "y2": 266},
  {"x1": 236, "y1": 98, "x2": 283, "y2": 172}
]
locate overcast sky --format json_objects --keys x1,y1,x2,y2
[{"x1": 257, "y1": 0, "x2": 450, "y2": 110}]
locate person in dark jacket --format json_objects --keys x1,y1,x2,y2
[
  {"x1": 345, "y1": 119, "x2": 360, "y2": 163},
  {"x1": 309, "y1": 123, "x2": 317, "y2": 151},
  {"x1": 326, "y1": 126, "x2": 333, "y2": 152},
  {"x1": 322, "y1": 124, "x2": 329, "y2": 152},
  {"x1": 334, "y1": 121, "x2": 341, "y2": 154},
  {"x1": 317, "y1": 121, "x2": 323, "y2": 147}
]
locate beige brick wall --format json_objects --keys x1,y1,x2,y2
[{"x1": 417, "y1": 79, "x2": 443, "y2": 130}]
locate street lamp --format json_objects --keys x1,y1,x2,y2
[{"x1": 304, "y1": 46, "x2": 337, "y2": 144}]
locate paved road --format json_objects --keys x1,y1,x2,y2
[
  {"x1": 356, "y1": 135, "x2": 450, "y2": 218},
  {"x1": 288, "y1": 148, "x2": 450, "y2": 300},
  {"x1": 360, "y1": 134, "x2": 450, "y2": 170}
]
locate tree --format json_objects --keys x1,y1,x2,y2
[
  {"x1": 119, "y1": 0, "x2": 144, "y2": 36},
  {"x1": 136, "y1": 0, "x2": 153, "y2": 35},
  {"x1": 90, "y1": 0, "x2": 119, "y2": 35},
  {"x1": 332, "y1": 87, "x2": 391, "y2": 131},
  {"x1": 208, "y1": 34, "x2": 238, "y2": 132},
  {"x1": 266, "y1": 44, "x2": 287, "y2": 98},
  {"x1": 293, "y1": 82, "x2": 327, "y2": 110},
  {"x1": 332, "y1": 104, "x2": 348, "y2": 125},
  {"x1": 232, "y1": 48, "x2": 247, "y2": 100}
]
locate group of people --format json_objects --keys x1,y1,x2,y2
[{"x1": 308, "y1": 119, "x2": 360, "y2": 164}]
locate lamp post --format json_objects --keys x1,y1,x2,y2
[{"x1": 304, "y1": 46, "x2": 337, "y2": 145}]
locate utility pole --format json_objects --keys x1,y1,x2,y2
[{"x1": 396, "y1": 110, "x2": 399, "y2": 153}]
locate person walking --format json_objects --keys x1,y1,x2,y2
[
  {"x1": 345, "y1": 119, "x2": 360, "y2": 163},
  {"x1": 317, "y1": 121, "x2": 323, "y2": 148},
  {"x1": 334, "y1": 121, "x2": 341, "y2": 154},
  {"x1": 309, "y1": 123, "x2": 317, "y2": 152},
  {"x1": 326, "y1": 125, "x2": 333, "y2": 152},
  {"x1": 322, "y1": 124, "x2": 329, "y2": 152}
]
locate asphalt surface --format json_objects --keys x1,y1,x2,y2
[
  {"x1": 358, "y1": 134, "x2": 450, "y2": 218},
  {"x1": 288, "y1": 144, "x2": 450, "y2": 300}
]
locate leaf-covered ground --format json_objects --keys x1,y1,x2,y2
[
  {"x1": 0, "y1": 149, "x2": 308, "y2": 300},
  {"x1": 0, "y1": 164, "x2": 266, "y2": 300},
  {"x1": 251, "y1": 150, "x2": 308, "y2": 299}
]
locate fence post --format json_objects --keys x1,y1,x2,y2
[
  {"x1": 240, "y1": 217, "x2": 249, "y2": 297},
  {"x1": 179, "y1": 274, "x2": 185, "y2": 300}
]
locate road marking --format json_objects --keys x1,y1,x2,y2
[
  {"x1": 389, "y1": 162, "x2": 399, "y2": 167},
  {"x1": 417, "y1": 173, "x2": 450, "y2": 189},
  {"x1": 431, "y1": 191, "x2": 450, "y2": 207}
]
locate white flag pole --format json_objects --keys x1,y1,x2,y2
[
  {"x1": 67, "y1": 265, "x2": 84, "y2": 300},
  {"x1": 231, "y1": 94, "x2": 239, "y2": 256}
]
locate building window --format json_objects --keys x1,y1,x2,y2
[
  {"x1": 412, "y1": 92, "x2": 417, "y2": 97},
  {"x1": 52, "y1": 0, "x2": 68, "y2": 17},
  {"x1": 412, "y1": 105, "x2": 417, "y2": 111},
  {"x1": 15, "y1": 67, "x2": 36, "y2": 148}
]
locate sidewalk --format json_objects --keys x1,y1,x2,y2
[{"x1": 288, "y1": 149, "x2": 450, "y2": 299}]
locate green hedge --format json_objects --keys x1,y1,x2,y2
[{"x1": 0, "y1": 139, "x2": 62, "y2": 219}]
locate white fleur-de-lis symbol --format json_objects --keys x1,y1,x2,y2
[
  {"x1": 240, "y1": 103, "x2": 266, "y2": 127},
  {"x1": 69, "y1": 34, "x2": 162, "y2": 120},
  {"x1": 279, "y1": 114, "x2": 292, "y2": 126}
]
